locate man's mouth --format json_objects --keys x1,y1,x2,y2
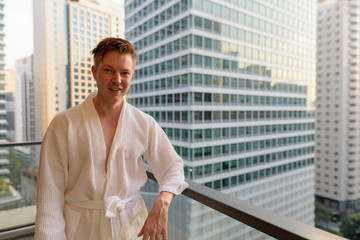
[{"x1": 109, "y1": 87, "x2": 121, "y2": 91}]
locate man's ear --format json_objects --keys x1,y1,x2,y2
[{"x1": 91, "y1": 65, "x2": 97, "y2": 80}]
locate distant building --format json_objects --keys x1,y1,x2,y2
[
  {"x1": 0, "y1": 0, "x2": 8, "y2": 181},
  {"x1": 33, "y1": 0, "x2": 124, "y2": 140},
  {"x1": 4, "y1": 69, "x2": 15, "y2": 142},
  {"x1": 316, "y1": 0, "x2": 360, "y2": 220},
  {"x1": 4, "y1": 69, "x2": 14, "y2": 93},
  {"x1": 14, "y1": 55, "x2": 35, "y2": 142},
  {"x1": 4, "y1": 93, "x2": 14, "y2": 142},
  {"x1": 21, "y1": 166, "x2": 38, "y2": 206},
  {"x1": 15, "y1": 146, "x2": 38, "y2": 206},
  {"x1": 126, "y1": 0, "x2": 316, "y2": 238}
]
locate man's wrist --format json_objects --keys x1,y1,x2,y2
[{"x1": 157, "y1": 191, "x2": 175, "y2": 207}]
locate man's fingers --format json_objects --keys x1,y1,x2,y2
[
  {"x1": 142, "y1": 232, "x2": 149, "y2": 240},
  {"x1": 162, "y1": 229, "x2": 167, "y2": 240},
  {"x1": 138, "y1": 223, "x2": 145, "y2": 237}
]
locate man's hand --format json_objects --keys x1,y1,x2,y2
[{"x1": 137, "y1": 191, "x2": 175, "y2": 240}]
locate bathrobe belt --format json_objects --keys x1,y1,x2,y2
[{"x1": 66, "y1": 192, "x2": 142, "y2": 238}]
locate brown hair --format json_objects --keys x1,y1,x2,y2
[{"x1": 91, "y1": 37, "x2": 137, "y2": 69}]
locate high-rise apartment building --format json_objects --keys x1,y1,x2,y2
[
  {"x1": 0, "y1": 0, "x2": 8, "y2": 180},
  {"x1": 126, "y1": 0, "x2": 316, "y2": 238},
  {"x1": 4, "y1": 69, "x2": 14, "y2": 93},
  {"x1": 32, "y1": 0, "x2": 124, "y2": 140},
  {"x1": 4, "y1": 69, "x2": 15, "y2": 142},
  {"x1": 316, "y1": 0, "x2": 360, "y2": 220},
  {"x1": 4, "y1": 93, "x2": 14, "y2": 142}
]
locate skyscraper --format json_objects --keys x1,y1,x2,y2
[
  {"x1": 14, "y1": 56, "x2": 35, "y2": 142},
  {"x1": 126, "y1": 0, "x2": 316, "y2": 238},
  {"x1": 32, "y1": 0, "x2": 124, "y2": 140},
  {"x1": 316, "y1": 0, "x2": 360, "y2": 220},
  {"x1": 4, "y1": 69, "x2": 15, "y2": 142}
]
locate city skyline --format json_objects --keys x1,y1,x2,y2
[
  {"x1": 32, "y1": 0, "x2": 125, "y2": 141},
  {"x1": 1, "y1": 0, "x2": 359, "y2": 238},
  {"x1": 3, "y1": 0, "x2": 124, "y2": 69}
]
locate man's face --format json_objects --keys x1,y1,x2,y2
[{"x1": 91, "y1": 51, "x2": 134, "y2": 106}]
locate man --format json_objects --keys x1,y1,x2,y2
[{"x1": 35, "y1": 38, "x2": 188, "y2": 240}]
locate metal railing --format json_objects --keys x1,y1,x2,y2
[{"x1": 0, "y1": 141, "x2": 345, "y2": 240}]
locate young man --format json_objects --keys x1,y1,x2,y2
[{"x1": 35, "y1": 38, "x2": 188, "y2": 240}]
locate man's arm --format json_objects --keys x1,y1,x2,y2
[
  {"x1": 35, "y1": 125, "x2": 67, "y2": 239},
  {"x1": 139, "y1": 120, "x2": 188, "y2": 239},
  {"x1": 137, "y1": 191, "x2": 175, "y2": 240}
]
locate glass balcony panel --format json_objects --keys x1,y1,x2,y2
[
  {"x1": 0, "y1": 143, "x2": 345, "y2": 240},
  {"x1": 0, "y1": 144, "x2": 41, "y2": 231},
  {"x1": 141, "y1": 178, "x2": 273, "y2": 240}
]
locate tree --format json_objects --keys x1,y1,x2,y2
[
  {"x1": 0, "y1": 177, "x2": 11, "y2": 197},
  {"x1": 0, "y1": 178, "x2": 8, "y2": 191},
  {"x1": 315, "y1": 201, "x2": 332, "y2": 223},
  {"x1": 340, "y1": 213, "x2": 360, "y2": 239},
  {"x1": 351, "y1": 213, "x2": 360, "y2": 226},
  {"x1": 340, "y1": 217, "x2": 356, "y2": 239}
]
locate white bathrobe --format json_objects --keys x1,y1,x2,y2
[{"x1": 35, "y1": 92, "x2": 188, "y2": 240}]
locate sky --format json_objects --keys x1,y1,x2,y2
[{"x1": 4, "y1": 0, "x2": 34, "y2": 69}]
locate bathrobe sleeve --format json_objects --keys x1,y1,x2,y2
[
  {"x1": 35, "y1": 121, "x2": 68, "y2": 240},
  {"x1": 143, "y1": 120, "x2": 188, "y2": 195}
]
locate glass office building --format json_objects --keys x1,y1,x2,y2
[{"x1": 126, "y1": 0, "x2": 316, "y2": 238}]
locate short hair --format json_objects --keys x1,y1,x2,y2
[{"x1": 91, "y1": 37, "x2": 137, "y2": 69}]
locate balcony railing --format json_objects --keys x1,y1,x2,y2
[
  {"x1": 349, "y1": 16, "x2": 360, "y2": 24},
  {"x1": 349, "y1": 8, "x2": 359, "y2": 16},
  {"x1": 349, "y1": 25, "x2": 359, "y2": 33},
  {"x1": 0, "y1": 141, "x2": 346, "y2": 240}
]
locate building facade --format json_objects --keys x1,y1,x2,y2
[
  {"x1": 4, "y1": 93, "x2": 14, "y2": 142},
  {"x1": 4, "y1": 69, "x2": 14, "y2": 142},
  {"x1": 14, "y1": 56, "x2": 35, "y2": 142},
  {"x1": 316, "y1": 0, "x2": 360, "y2": 220},
  {"x1": 32, "y1": 0, "x2": 124, "y2": 140},
  {"x1": 0, "y1": 0, "x2": 8, "y2": 180},
  {"x1": 126, "y1": 0, "x2": 316, "y2": 239}
]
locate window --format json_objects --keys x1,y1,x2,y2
[
  {"x1": 204, "y1": 37, "x2": 212, "y2": 50},
  {"x1": 204, "y1": 18, "x2": 212, "y2": 31},
  {"x1": 194, "y1": 55, "x2": 202, "y2": 67},
  {"x1": 204, "y1": 56, "x2": 212, "y2": 68},
  {"x1": 194, "y1": 16, "x2": 202, "y2": 28},
  {"x1": 194, "y1": 35, "x2": 202, "y2": 48}
]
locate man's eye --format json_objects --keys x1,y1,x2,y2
[
  {"x1": 104, "y1": 69, "x2": 113, "y2": 72},
  {"x1": 122, "y1": 72, "x2": 130, "y2": 75}
]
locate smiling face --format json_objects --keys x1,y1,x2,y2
[{"x1": 91, "y1": 51, "x2": 134, "y2": 107}]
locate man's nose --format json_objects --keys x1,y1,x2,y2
[{"x1": 112, "y1": 72, "x2": 122, "y2": 84}]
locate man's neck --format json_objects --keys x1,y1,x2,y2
[{"x1": 93, "y1": 96, "x2": 124, "y2": 119}]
